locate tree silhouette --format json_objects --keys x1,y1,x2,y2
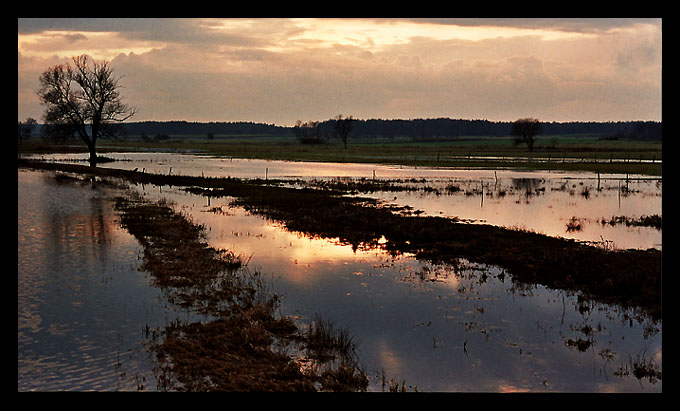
[
  {"x1": 511, "y1": 118, "x2": 541, "y2": 152},
  {"x1": 17, "y1": 117, "x2": 37, "y2": 146},
  {"x1": 37, "y1": 55, "x2": 136, "y2": 166},
  {"x1": 334, "y1": 114, "x2": 354, "y2": 149},
  {"x1": 293, "y1": 120, "x2": 324, "y2": 144}
]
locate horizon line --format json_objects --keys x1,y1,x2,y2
[{"x1": 102, "y1": 117, "x2": 664, "y2": 126}]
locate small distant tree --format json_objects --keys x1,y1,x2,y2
[
  {"x1": 37, "y1": 55, "x2": 136, "y2": 166},
  {"x1": 293, "y1": 120, "x2": 324, "y2": 144},
  {"x1": 334, "y1": 114, "x2": 354, "y2": 149},
  {"x1": 17, "y1": 117, "x2": 38, "y2": 146},
  {"x1": 511, "y1": 118, "x2": 541, "y2": 152}
]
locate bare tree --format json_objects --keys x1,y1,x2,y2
[
  {"x1": 511, "y1": 118, "x2": 541, "y2": 152},
  {"x1": 37, "y1": 55, "x2": 136, "y2": 166},
  {"x1": 334, "y1": 114, "x2": 354, "y2": 149}
]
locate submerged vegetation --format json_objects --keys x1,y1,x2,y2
[
  {"x1": 18, "y1": 159, "x2": 662, "y2": 322},
  {"x1": 115, "y1": 195, "x2": 368, "y2": 391},
  {"x1": 602, "y1": 215, "x2": 662, "y2": 230},
  {"x1": 18, "y1": 157, "x2": 663, "y2": 391}
]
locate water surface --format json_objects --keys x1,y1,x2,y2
[
  {"x1": 18, "y1": 156, "x2": 662, "y2": 391},
  {"x1": 25, "y1": 152, "x2": 661, "y2": 250},
  {"x1": 17, "y1": 170, "x2": 198, "y2": 391},
  {"x1": 136, "y1": 183, "x2": 663, "y2": 392}
]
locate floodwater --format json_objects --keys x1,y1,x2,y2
[
  {"x1": 18, "y1": 153, "x2": 662, "y2": 392},
  {"x1": 17, "y1": 170, "x2": 201, "y2": 391}
]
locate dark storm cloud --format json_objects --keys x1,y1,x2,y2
[{"x1": 18, "y1": 18, "x2": 286, "y2": 48}]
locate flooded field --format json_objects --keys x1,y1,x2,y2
[
  {"x1": 24, "y1": 152, "x2": 661, "y2": 251},
  {"x1": 18, "y1": 154, "x2": 662, "y2": 392},
  {"x1": 17, "y1": 170, "x2": 194, "y2": 390}
]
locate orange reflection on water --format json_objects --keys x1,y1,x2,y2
[
  {"x1": 376, "y1": 340, "x2": 403, "y2": 379},
  {"x1": 498, "y1": 384, "x2": 532, "y2": 393},
  {"x1": 196, "y1": 204, "x2": 379, "y2": 286}
]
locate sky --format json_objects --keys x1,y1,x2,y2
[{"x1": 18, "y1": 18, "x2": 662, "y2": 126}]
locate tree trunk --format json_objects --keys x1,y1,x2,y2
[
  {"x1": 87, "y1": 141, "x2": 97, "y2": 167},
  {"x1": 88, "y1": 123, "x2": 99, "y2": 166}
]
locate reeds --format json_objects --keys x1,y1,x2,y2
[
  {"x1": 304, "y1": 314, "x2": 359, "y2": 363},
  {"x1": 566, "y1": 217, "x2": 583, "y2": 232},
  {"x1": 601, "y1": 215, "x2": 661, "y2": 230},
  {"x1": 114, "y1": 192, "x2": 368, "y2": 391}
]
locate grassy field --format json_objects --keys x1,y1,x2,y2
[{"x1": 19, "y1": 134, "x2": 663, "y2": 176}]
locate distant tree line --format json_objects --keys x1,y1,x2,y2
[
  {"x1": 338, "y1": 118, "x2": 661, "y2": 141},
  {"x1": 24, "y1": 118, "x2": 661, "y2": 142},
  {"x1": 121, "y1": 121, "x2": 291, "y2": 137},
  {"x1": 17, "y1": 117, "x2": 38, "y2": 146}
]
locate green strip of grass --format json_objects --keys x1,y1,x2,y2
[{"x1": 20, "y1": 135, "x2": 662, "y2": 176}]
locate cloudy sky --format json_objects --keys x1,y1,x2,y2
[{"x1": 18, "y1": 18, "x2": 662, "y2": 126}]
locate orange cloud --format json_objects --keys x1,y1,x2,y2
[{"x1": 18, "y1": 18, "x2": 662, "y2": 124}]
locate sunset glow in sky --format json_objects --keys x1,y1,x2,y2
[{"x1": 18, "y1": 18, "x2": 662, "y2": 125}]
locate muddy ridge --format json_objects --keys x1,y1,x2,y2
[{"x1": 114, "y1": 195, "x2": 368, "y2": 391}]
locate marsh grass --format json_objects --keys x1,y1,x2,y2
[
  {"x1": 304, "y1": 314, "x2": 360, "y2": 363},
  {"x1": 566, "y1": 217, "x2": 584, "y2": 232},
  {"x1": 601, "y1": 215, "x2": 662, "y2": 230},
  {"x1": 296, "y1": 314, "x2": 368, "y2": 391},
  {"x1": 20, "y1": 159, "x2": 662, "y2": 322},
  {"x1": 615, "y1": 352, "x2": 662, "y2": 385},
  {"x1": 113, "y1": 192, "x2": 368, "y2": 391}
]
